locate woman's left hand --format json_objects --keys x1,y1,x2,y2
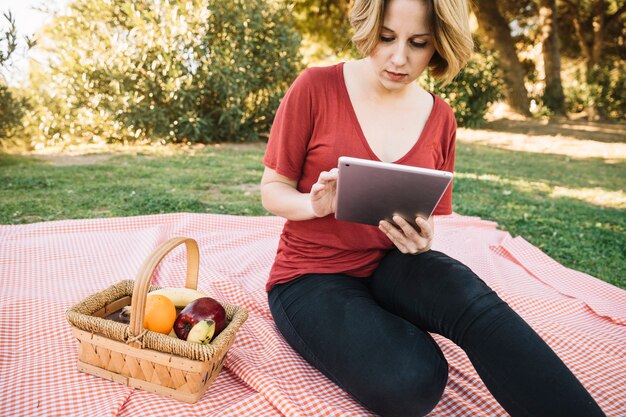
[{"x1": 379, "y1": 215, "x2": 434, "y2": 255}]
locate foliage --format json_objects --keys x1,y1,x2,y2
[
  {"x1": 0, "y1": 11, "x2": 34, "y2": 140},
  {"x1": 498, "y1": 0, "x2": 624, "y2": 62},
  {"x1": 491, "y1": 1, "x2": 624, "y2": 118},
  {"x1": 564, "y1": 60, "x2": 626, "y2": 121},
  {"x1": 0, "y1": 12, "x2": 18, "y2": 67},
  {"x1": 25, "y1": 0, "x2": 302, "y2": 147},
  {"x1": 290, "y1": 0, "x2": 354, "y2": 58},
  {"x1": 557, "y1": 0, "x2": 625, "y2": 60},
  {"x1": 420, "y1": 47, "x2": 503, "y2": 128},
  {"x1": 0, "y1": 84, "x2": 30, "y2": 139}
]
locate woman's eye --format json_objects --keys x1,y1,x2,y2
[
  {"x1": 411, "y1": 41, "x2": 428, "y2": 48},
  {"x1": 380, "y1": 36, "x2": 394, "y2": 43}
]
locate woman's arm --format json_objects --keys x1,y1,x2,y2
[
  {"x1": 262, "y1": 165, "x2": 435, "y2": 254},
  {"x1": 260, "y1": 167, "x2": 338, "y2": 221}
]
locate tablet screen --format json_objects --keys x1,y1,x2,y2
[{"x1": 334, "y1": 156, "x2": 453, "y2": 228}]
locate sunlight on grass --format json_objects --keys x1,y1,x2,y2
[
  {"x1": 457, "y1": 128, "x2": 626, "y2": 162},
  {"x1": 16, "y1": 141, "x2": 211, "y2": 158},
  {"x1": 455, "y1": 172, "x2": 625, "y2": 209},
  {"x1": 558, "y1": 123, "x2": 625, "y2": 135},
  {"x1": 550, "y1": 186, "x2": 626, "y2": 209}
]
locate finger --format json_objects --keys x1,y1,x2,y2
[
  {"x1": 383, "y1": 218, "x2": 431, "y2": 254},
  {"x1": 318, "y1": 169, "x2": 338, "y2": 184},
  {"x1": 310, "y1": 182, "x2": 325, "y2": 193},
  {"x1": 379, "y1": 221, "x2": 411, "y2": 253},
  {"x1": 405, "y1": 217, "x2": 432, "y2": 252},
  {"x1": 414, "y1": 216, "x2": 433, "y2": 239},
  {"x1": 310, "y1": 182, "x2": 327, "y2": 199},
  {"x1": 392, "y1": 215, "x2": 421, "y2": 240}
]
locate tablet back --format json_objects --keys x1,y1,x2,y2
[{"x1": 334, "y1": 156, "x2": 453, "y2": 228}]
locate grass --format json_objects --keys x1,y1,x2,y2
[
  {"x1": 0, "y1": 145, "x2": 267, "y2": 223},
  {"x1": 454, "y1": 142, "x2": 624, "y2": 289},
  {"x1": 1, "y1": 133, "x2": 624, "y2": 289}
]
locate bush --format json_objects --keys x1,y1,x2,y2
[
  {"x1": 564, "y1": 60, "x2": 626, "y2": 121},
  {"x1": 1, "y1": 11, "x2": 31, "y2": 141},
  {"x1": 0, "y1": 84, "x2": 29, "y2": 140},
  {"x1": 420, "y1": 46, "x2": 502, "y2": 128},
  {"x1": 26, "y1": 0, "x2": 302, "y2": 148}
]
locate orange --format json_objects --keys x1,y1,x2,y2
[{"x1": 143, "y1": 294, "x2": 177, "y2": 335}]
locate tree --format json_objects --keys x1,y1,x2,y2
[
  {"x1": 1, "y1": 11, "x2": 34, "y2": 140},
  {"x1": 420, "y1": 44, "x2": 503, "y2": 128},
  {"x1": 289, "y1": 0, "x2": 355, "y2": 59},
  {"x1": 26, "y1": 0, "x2": 302, "y2": 146},
  {"x1": 560, "y1": 0, "x2": 625, "y2": 71},
  {"x1": 539, "y1": 0, "x2": 566, "y2": 115},
  {"x1": 559, "y1": 0, "x2": 625, "y2": 119},
  {"x1": 471, "y1": 0, "x2": 532, "y2": 116}
]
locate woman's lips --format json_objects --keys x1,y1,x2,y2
[{"x1": 385, "y1": 70, "x2": 408, "y2": 81}]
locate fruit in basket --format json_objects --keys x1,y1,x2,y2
[
  {"x1": 149, "y1": 287, "x2": 208, "y2": 308},
  {"x1": 173, "y1": 297, "x2": 228, "y2": 343},
  {"x1": 144, "y1": 294, "x2": 177, "y2": 334},
  {"x1": 105, "y1": 306, "x2": 131, "y2": 324},
  {"x1": 187, "y1": 319, "x2": 216, "y2": 344}
]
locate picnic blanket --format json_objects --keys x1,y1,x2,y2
[{"x1": 0, "y1": 212, "x2": 624, "y2": 416}]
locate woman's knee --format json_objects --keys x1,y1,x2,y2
[{"x1": 362, "y1": 355, "x2": 448, "y2": 417}]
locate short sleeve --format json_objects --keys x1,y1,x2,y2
[{"x1": 263, "y1": 69, "x2": 315, "y2": 180}]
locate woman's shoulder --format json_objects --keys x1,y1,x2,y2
[
  {"x1": 302, "y1": 62, "x2": 344, "y2": 76},
  {"x1": 429, "y1": 93, "x2": 457, "y2": 128},
  {"x1": 296, "y1": 62, "x2": 344, "y2": 86},
  {"x1": 284, "y1": 63, "x2": 344, "y2": 104},
  {"x1": 431, "y1": 94, "x2": 454, "y2": 116}
]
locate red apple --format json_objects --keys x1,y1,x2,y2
[{"x1": 173, "y1": 297, "x2": 228, "y2": 342}]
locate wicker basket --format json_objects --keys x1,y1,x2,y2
[{"x1": 66, "y1": 237, "x2": 248, "y2": 403}]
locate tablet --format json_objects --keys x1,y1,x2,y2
[{"x1": 334, "y1": 156, "x2": 453, "y2": 228}]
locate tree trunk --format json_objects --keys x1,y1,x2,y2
[
  {"x1": 472, "y1": 0, "x2": 531, "y2": 116},
  {"x1": 590, "y1": 0, "x2": 607, "y2": 69},
  {"x1": 571, "y1": 16, "x2": 592, "y2": 64},
  {"x1": 539, "y1": 0, "x2": 566, "y2": 116},
  {"x1": 562, "y1": 0, "x2": 624, "y2": 120},
  {"x1": 586, "y1": 0, "x2": 608, "y2": 120}
]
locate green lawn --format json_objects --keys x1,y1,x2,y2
[
  {"x1": 454, "y1": 142, "x2": 624, "y2": 289},
  {"x1": 1, "y1": 140, "x2": 624, "y2": 289}
]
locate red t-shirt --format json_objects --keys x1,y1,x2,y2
[{"x1": 263, "y1": 63, "x2": 457, "y2": 291}]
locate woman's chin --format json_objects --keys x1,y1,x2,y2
[{"x1": 378, "y1": 77, "x2": 411, "y2": 93}]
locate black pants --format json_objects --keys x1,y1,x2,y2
[{"x1": 268, "y1": 250, "x2": 604, "y2": 417}]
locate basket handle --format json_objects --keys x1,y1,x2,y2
[{"x1": 128, "y1": 237, "x2": 200, "y2": 340}]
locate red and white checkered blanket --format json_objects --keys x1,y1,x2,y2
[{"x1": 1, "y1": 213, "x2": 624, "y2": 416}]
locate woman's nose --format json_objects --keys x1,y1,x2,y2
[{"x1": 391, "y1": 43, "x2": 408, "y2": 66}]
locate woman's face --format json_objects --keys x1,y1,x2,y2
[{"x1": 368, "y1": 0, "x2": 436, "y2": 93}]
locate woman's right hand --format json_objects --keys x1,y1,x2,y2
[{"x1": 310, "y1": 168, "x2": 339, "y2": 217}]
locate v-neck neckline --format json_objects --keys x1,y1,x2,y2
[{"x1": 338, "y1": 62, "x2": 437, "y2": 164}]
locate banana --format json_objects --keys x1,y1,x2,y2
[{"x1": 149, "y1": 287, "x2": 208, "y2": 308}]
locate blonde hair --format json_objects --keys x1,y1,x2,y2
[{"x1": 350, "y1": 0, "x2": 474, "y2": 84}]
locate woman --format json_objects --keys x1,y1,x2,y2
[{"x1": 260, "y1": 0, "x2": 604, "y2": 415}]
